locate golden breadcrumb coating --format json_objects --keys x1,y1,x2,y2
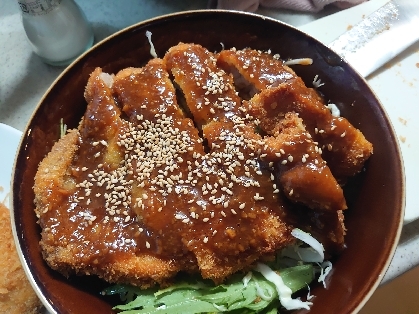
[{"x1": 0, "y1": 203, "x2": 43, "y2": 314}]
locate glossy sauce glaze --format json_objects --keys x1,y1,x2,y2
[{"x1": 35, "y1": 44, "x2": 371, "y2": 286}]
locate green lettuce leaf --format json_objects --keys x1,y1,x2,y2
[{"x1": 102, "y1": 264, "x2": 314, "y2": 313}]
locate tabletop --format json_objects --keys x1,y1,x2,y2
[{"x1": 1, "y1": 0, "x2": 419, "y2": 286}]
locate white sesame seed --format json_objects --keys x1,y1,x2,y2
[{"x1": 175, "y1": 213, "x2": 183, "y2": 220}]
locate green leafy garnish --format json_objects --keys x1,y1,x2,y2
[{"x1": 102, "y1": 264, "x2": 314, "y2": 313}]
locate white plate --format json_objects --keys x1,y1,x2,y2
[{"x1": 0, "y1": 123, "x2": 22, "y2": 207}]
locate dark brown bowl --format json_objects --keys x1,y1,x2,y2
[{"x1": 11, "y1": 10, "x2": 404, "y2": 314}]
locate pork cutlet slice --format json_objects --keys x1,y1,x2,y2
[
  {"x1": 217, "y1": 48, "x2": 349, "y2": 250},
  {"x1": 165, "y1": 43, "x2": 345, "y2": 212},
  {"x1": 113, "y1": 58, "x2": 208, "y2": 273},
  {"x1": 217, "y1": 47, "x2": 298, "y2": 99},
  {"x1": 217, "y1": 48, "x2": 373, "y2": 181},
  {"x1": 163, "y1": 43, "x2": 243, "y2": 128},
  {"x1": 35, "y1": 43, "x2": 366, "y2": 289},
  {"x1": 215, "y1": 46, "x2": 347, "y2": 211},
  {"x1": 35, "y1": 67, "x2": 187, "y2": 288},
  {"x1": 260, "y1": 112, "x2": 347, "y2": 212},
  {"x1": 164, "y1": 43, "x2": 297, "y2": 281}
]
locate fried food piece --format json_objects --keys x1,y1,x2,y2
[
  {"x1": 218, "y1": 48, "x2": 349, "y2": 249},
  {"x1": 113, "y1": 59, "x2": 206, "y2": 272},
  {"x1": 34, "y1": 43, "x2": 371, "y2": 289},
  {"x1": 114, "y1": 58, "x2": 185, "y2": 123},
  {"x1": 217, "y1": 47, "x2": 298, "y2": 99},
  {"x1": 35, "y1": 57, "x2": 297, "y2": 287},
  {"x1": 164, "y1": 43, "x2": 242, "y2": 127},
  {"x1": 260, "y1": 112, "x2": 347, "y2": 212},
  {"x1": 195, "y1": 46, "x2": 345, "y2": 211},
  {"x1": 116, "y1": 53, "x2": 296, "y2": 281},
  {"x1": 287, "y1": 205, "x2": 346, "y2": 255},
  {"x1": 36, "y1": 68, "x2": 187, "y2": 288},
  {"x1": 255, "y1": 113, "x2": 347, "y2": 251},
  {"x1": 164, "y1": 44, "x2": 297, "y2": 279},
  {"x1": 218, "y1": 48, "x2": 373, "y2": 181},
  {"x1": 246, "y1": 83, "x2": 373, "y2": 181},
  {"x1": 195, "y1": 119, "x2": 296, "y2": 281},
  {"x1": 0, "y1": 203, "x2": 43, "y2": 314}
]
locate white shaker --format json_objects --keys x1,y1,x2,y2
[{"x1": 17, "y1": 0, "x2": 94, "y2": 66}]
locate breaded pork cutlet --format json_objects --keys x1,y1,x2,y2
[
  {"x1": 164, "y1": 43, "x2": 347, "y2": 271},
  {"x1": 0, "y1": 203, "x2": 43, "y2": 314},
  {"x1": 164, "y1": 44, "x2": 297, "y2": 280},
  {"x1": 217, "y1": 47, "x2": 352, "y2": 250},
  {"x1": 259, "y1": 112, "x2": 347, "y2": 212},
  {"x1": 165, "y1": 43, "x2": 346, "y2": 212},
  {"x1": 35, "y1": 59, "x2": 296, "y2": 286},
  {"x1": 113, "y1": 58, "x2": 212, "y2": 278},
  {"x1": 34, "y1": 43, "x2": 372, "y2": 289},
  {"x1": 217, "y1": 48, "x2": 373, "y2": 181},
  {"x1": 35, "y1": 66, "x2": 186, "y2": 288},
  {"x1": 164, "y1": 43, "x2": 243, "y2": 128}
]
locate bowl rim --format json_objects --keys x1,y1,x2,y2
[{"x1": 10, "y1": 9, "x2": 406, "y2": 314}]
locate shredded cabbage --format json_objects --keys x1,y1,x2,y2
[
  {"x1": 145, "y1": 31, "x2": 158, "y2": 58},
  {"x1": 284, "y1": 58, "x2": 313, "y2": 66},
  {"x1": 312, "y1": 74, "x2": 325, "y2": 88},
  {"x1": 281, "y1": 228, "x2": 325, "y2": 263},
  {"x1": 254, "y1": 263, "x2": 312, "y2": 311},
  {"x1": 254, "y1": 280, "x2": 273, "y2": 301},
  {"x1": 212, "y1": 303, "x2": 227, "y2": 311},
  {"x1": 326, "y1": 103, "x2": 341, "y2": 117},
  {"x1": 59, "y1": 118, "x2": 67, "y2": 138},
  {"x1": 306, "y1": 284, "x2": 314, "y2": 301},
  {"x1": 318, "y1": 261, "x2": 333, "y2": 288},
  {"x1": 242, "y1": 271, "x2": 252, "y2": 288},
  {"x1": 99, "y1": 72, "x2": 114, "y2": 88}
]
